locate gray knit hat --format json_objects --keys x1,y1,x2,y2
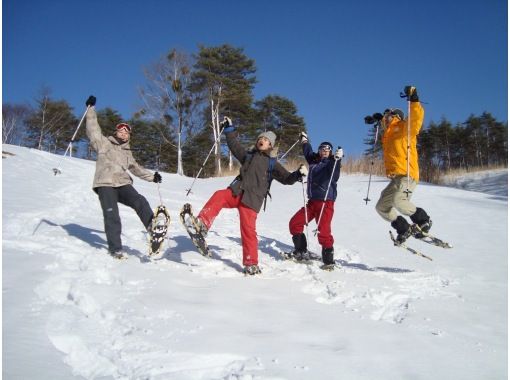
[{"x1": 257, "y1": 131, "x2": 277, "y2": 147}]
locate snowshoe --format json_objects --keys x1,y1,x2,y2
[
  {"x1": 282, "y1": 250, "x2": 321, "y2": 263},
  {"x1": 320, "y1": 264, "x2": 335, "y2": 271},
  {"x1": 180, "y1": 203, "x2": 211, "y2": 257},
  {"x1": 243, "y1": 264, "x2": 262, "y2": 276},
  {"x1": 149, "y1": 205, "x2": 171, "y2": 256},
  {"x1": 109, "y1": 250, "x2": 127, "y2": 260}
]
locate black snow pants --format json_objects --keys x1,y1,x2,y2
[{"x1": 96, "y1": 185, "x2": 153, "y2": 253}]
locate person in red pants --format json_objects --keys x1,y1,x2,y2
[
  {"x1": 192, "y1": 117, "x2": 306, "y2": 275},
  {"x1": 288, "y1": 134, "x2": 343, "y2": 267}
]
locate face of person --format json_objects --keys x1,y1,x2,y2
[
  {"x1": 318, "y1": 145, "x2": 331, "y2": 159},
  {"x1": 115, "y1": 128, "x2": 130, "y2": 142},
  {"x1": 257, "y1": 137, "x2": 272, "y2": 151}
]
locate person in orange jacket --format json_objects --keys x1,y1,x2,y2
[{"x1": 375, "y1": 86, "x2": 432, "y2": 243}]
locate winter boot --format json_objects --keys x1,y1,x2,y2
[
  {"x1": 391, "y1": 216, "x2": 413, "y2": 244},
  {"x1": 243, "y1": 264, "x2": 262, "y2": 276},
  {"x1": 184, "y1": 213, "x2": 208, "y2": 239},
  {"x1": 410, "y1": 208, "x2": 432, "y2": 238},
  {"x1": 321, "y1": 247, "x2": 335, "y2": 266},
  {"x1": 291, "y1": 233, "x2": 308, "y2": 261},
  {"x1": 195, "y1": 217, "x2": 209, "y2": 238}
]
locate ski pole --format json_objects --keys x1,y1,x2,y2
[
  {"x1": 363, "y1": 121, "x2": 380, "y2": 204},
  {"x1": 301, "y1": 178, "x2": 310, "y2": 244},
  {"x1": 400, "y1": 88, "x2": 412, "y2": 198},
  {"x1": 314, "y1": 146, "x2": 342, "y2": 236},
  {"x1": 279, "y1": 138, "x2": 300, "y2": 161},
  {"x1": 405, "y1": 96, "x2": 411, "y2": 197},
  {"x1": 53, "y1": 105, "x2": 90, "y2": 175},
  {"x1": 186, "y1": 125, "x2": 226, "y2": 196}
]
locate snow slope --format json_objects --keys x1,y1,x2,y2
[{"x1": 2, "y1": 144, "x2": 508, "y2": 379}]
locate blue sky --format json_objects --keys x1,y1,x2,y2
[{"x1": 3, "y1": 0, "x2": 508, "y2": 155}]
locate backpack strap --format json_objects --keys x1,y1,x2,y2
[{"x1": 263, "y1": 157, "x2": 277, "y2": 211}]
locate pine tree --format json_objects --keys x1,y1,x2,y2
[
  {"x1": 191, "y1": 44, "x2": 257, "y2": 175},
  {"x1": 252, "y1": 95, "x2": 306, "y2": 161}
]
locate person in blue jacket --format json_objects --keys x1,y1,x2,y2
[{"x1": 288, "y1": 132, "x2": 342, "y2": 266}]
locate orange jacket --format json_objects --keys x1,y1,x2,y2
[{"x1": 381, "y1": 102, "x2": 424, "y2": 182}]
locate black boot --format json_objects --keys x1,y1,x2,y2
[
  {"x1": 410, "y1": 208, "x2": 432, "y2": 237},
  {"x1": 391, "y1": 216, "x2": 412, "y2": 244},
  {"x1": 292, "y1": 233, "x2": 308, "y2": 260},
  {"x1": 321, "y1": 247, "x2": 334, "y2": 265}
]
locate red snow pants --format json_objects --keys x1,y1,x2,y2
[
  {"x1": 197, "y1": 188, "x2": 259, "y2": 266},
  {"x1": 289, "y1": 199, "x2": 335, "y2": 248}
]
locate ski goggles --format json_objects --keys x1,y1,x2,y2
[
  {"x1": 318, "y1": 144, "x2": 332, "y2": 152},
  {"x1": 116, "y1": 123, "x2": 132, "y2": 133}
]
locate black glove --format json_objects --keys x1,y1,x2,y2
[
  {"x1": 153, "y1": 172, "x2": 162, "y2": 183},
  {"x1": 364, "y1": 115, "x2": 375, "y2": 125},
  {"x1": 373, "y1": 112, "x2": 383, "y2": 121},
  {"x1": 86, "y1": 95, "x2": 96, "y2": 107},
  {"x1": 220, "y1": 116, "x2": 232, "y2": 128},
  {"x1": 404, "y1": 86, "x2": 419, "y2": 102}
]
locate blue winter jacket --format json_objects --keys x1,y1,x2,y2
[{"x1": 303, "y1": 142, "x2": 341, "y2": 201}]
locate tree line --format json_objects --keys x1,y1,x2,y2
[
  {"x1": 363, "y1": 111, "x2": 507, "y2": 182},
  {"x1": 3, "y1": 43, "x2": 507, "y2": 180},
  {"x1": 2, "y1": 44, "x2": 305, "y2": 177}
]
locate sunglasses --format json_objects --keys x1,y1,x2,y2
[{"x1": 319, "y1": 145, "x2": 332, "y2": 152}]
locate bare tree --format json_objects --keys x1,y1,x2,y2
[
  {"x1": 2, "y1": 103, "x2": 31, "y2": 145},
  {"x1": 26, "y1": 86, "x2": 77, "y2": 152},
  {"x1": 139, "y1": 49, "x2": 199, "y2": 175}
]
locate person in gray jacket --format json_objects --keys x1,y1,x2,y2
[
  {"x1": 191, "y1": 116, "x2": 307, "y2": 275},
  {"x1": 85, "y1": 96, "x2": 162, "y2": 258}
]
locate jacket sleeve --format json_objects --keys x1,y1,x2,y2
[
  {"x1": 410, "y1": 102, "x2": 425, "y2": 135},
  {"x1": 85, "y1": 107, "x2": 108, "y2": 151},
  {"x1": 303, "y1": 142, "x2": 316, "y2": 164},
  {"x1": 226, "y1": 130, "x2": 248, "y2": 162},
  {"x1": 127, "y1": 152, "x2": 154, "y2": 182},
  {"x1": 272, "y1": 161, "x2": 300, "y2": 185}
]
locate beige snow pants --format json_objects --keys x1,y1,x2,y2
[{"x1": 376, "y1": 175, "x2": 418, "y2": 222}]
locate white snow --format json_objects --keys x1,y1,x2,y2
[{"x1": 2, "y1": 144, "x2": 508, "y2": 379}]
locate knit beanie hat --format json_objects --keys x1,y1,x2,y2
[{"x1": 257, "y1": 131, "x2": 277, "y2": 147}]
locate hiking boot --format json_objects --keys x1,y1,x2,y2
[
  {"x1": 243, "y1": 264, "x2": 262, "y2": 275},
  {"x1": 291, "y1": 233, "x2": 308, "y2": 261},
  {"x1": 410, "y1": 208, "x2": 432, "y2": 238},
  {"x1": 391, "y1": 216, "x2": 412, "y2": 244},
  {"x1": 321, "y1": 247, "x2": 335, "y2": 265},
  {"x1": 109, "y1": 250, "x2": 126, "y2": 260},
  {"x1": 196, "y1": 218, "x2": 209, "y2": 237}
]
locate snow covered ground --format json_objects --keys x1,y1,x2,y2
[{"x1": 2, "y1": 144, "x2": 508, "y2": 379}]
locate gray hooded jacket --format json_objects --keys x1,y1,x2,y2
[
  {"x1": 226, "y1": 130, "x2": 300, "y2": 212},
  {"x1": 86, "y1": 107, "x2": 154, "y2": 190}
]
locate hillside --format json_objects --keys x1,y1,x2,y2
[{"x1": 2, "y1": 144, "x2": 508, "y2": 380}]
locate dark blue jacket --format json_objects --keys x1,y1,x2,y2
[{"x1": 303, "y1": 142, "x2": 341, "y2": 201}]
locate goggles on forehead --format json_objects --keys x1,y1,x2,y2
[{"x1": 116, "y1": 123, "x2": 132, "y2": 133}]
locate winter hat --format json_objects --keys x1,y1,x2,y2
[
  {"x1": 318, "y1": 141, "x2": 333, "y2": 151},
  {"x1": 257, "y1": 131, "x2": 277, "y2": 147},
  {"x1": 384, "y1": 108, "x2": 404, "y2": 121}
]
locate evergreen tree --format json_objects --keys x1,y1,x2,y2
[
  {"x1": 191, "y1": 44, "x2": 257, "y2": 175},
  {"x1": 129, "y1": 118, "x2": 178, "y2": 172},
  {"x1": 252, "y1": 95, "x2": 306, "y2": 161}
]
